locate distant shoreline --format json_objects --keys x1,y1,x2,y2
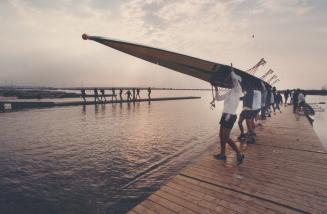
[{"x1": 279, "y1": 89, "x2": 327, "y2": 96}]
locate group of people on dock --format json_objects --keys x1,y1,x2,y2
[
  {"x1": 212, "y1": 64, "x2": 290, "y2": 165},
  {"x1": 80, "y1": 87, "x2": 152, "y2": 104},
  {"x1": 283, "y1": 89, "x2": 307, "y2": 113}
]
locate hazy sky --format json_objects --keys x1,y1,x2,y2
[{"x1": 0, "y1": 0, "x2": 326, "y2": 89}]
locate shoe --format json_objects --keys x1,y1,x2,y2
[
  {"x1": 247, "y1": 137, "x2": 256, "y2": 144},
  {"x1": 237, "y1": 154, "x2": 245, "y2": 165},
  {"x1": 214, "y1": 154, "x2": 227, "y2": 160},
  {"x1": 238, "y1": 133, "x2": 247, "y2": 140}
]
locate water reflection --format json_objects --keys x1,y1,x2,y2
[{"x1": 0, "y1": 92, "x2": 232, "y2": 214}]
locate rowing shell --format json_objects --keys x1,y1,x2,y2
[{"x1": 82, "y1": 34, "x2": 268, "y2": 89}]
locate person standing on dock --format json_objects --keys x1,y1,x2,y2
[
  {"x1": 112, "y1": 88, "x2": 117, "y2": 102},
  {"x1": 260, "y1": 82, "x2": 267, "y2": 120},
  {"x1": 94, "y1": 88, "x2": 100, "y2": 104},
  {"x1": 81, "y1": 89, "x2": 86, "y2": 103},
  {"x1": 298, "y1": 90, "x2": 306, "y2": 112},
  {"x1": 119, "y1": 89, "x2": 123, "y2": 102},
  {"x1": 275, "y1": 92, "x2": 283, "y2": 113},
  {"x1": 252, "y1": 85, "x2": 262, "y2": 132},
  {"x1": 147, "y1": 87, "x2": 151, "y2": 100},
  {"x1": 271, "y1": 87, "x2": 277, "y2": 113},
  {"x1": 136, "y1": 88, "x2": 141, "y2": 100},
  {"x1": 213, "y1": 63, "x2": 244, "y2": 165},
  {"x1": 238, "y1": 84, "x2": 254, "y2": 141},
  {"x1": 132, "y1": 88, "x2": 136, "y2": 101},
  {"x1": 125, "y1": 89, "x2": 132, "y2": 101},
  {"x1": 293, "y1": 89, "x2": 300, "y2": 113},
  {"x1": 290, "y1": 89, "x2": 294, "y2": 105},
  {"x1": 264, "y1": 86, "x2": 272, "y2": 117},
  {"x1": 100, "y1": 89, "x2": 106, "y2": 102},
  {"x1": 284, "y1": 89, "x2": 290, "y2": 106}
]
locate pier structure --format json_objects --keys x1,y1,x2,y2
[
  {"x1": 0, "y1": 96, "x2": 201, "y2": 111},
  {"x1": 128, "y1": 106, "x2": 327, "y2": 214}
]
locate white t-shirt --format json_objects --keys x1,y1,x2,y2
[
  {"x1": 298, "y1": 93, "x2": 305, "y2": 103},
  {"x1": 260, "y1": 82, "x2": 266, "y2": 107},
  {"x1": 215, "y1": 71, "x2": 243, "y2": 115},
  {"x1": 270, "y1": 92, "x2": 274, "y2": 104},
  {"x1": 252, "y1": 90, "x2": 262, "y2": 110}
]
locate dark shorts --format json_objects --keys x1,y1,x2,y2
[
  {"x1": 298, "y1": 101, "x2": 305, "y2": 107},
  {"x1": 253, "y1": 109, "x2": 260, "y2": 116},
  {"x1": 220, "y1": 113, "x2": 237, "y2": 129},
  {"x1": 240, "y1": 110, "x2": 253, "y2": 119}
]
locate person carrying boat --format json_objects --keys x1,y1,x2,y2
[
  {"x1": 260, "y1": 82, "x2": 267, "y2": 120},
  {"x1": 298, "y1": 90, "x2": 306, "y2": 112},
  {"x1": 252, "y1": 84, "x2": 262, "y2": 134},
  {"x1": 290, "y1": 89, "x2": 295, "y2": 105},
  {"x1": 213, "y1": 63, "x2": 244, "y2": 165},
  {"x1": 292, "y1": 89, "x2": 300, "y2": 113},
  {"x1": 238, "y1": 83, "x2": 254, "y2": 141},
  {"x1": 284, "y1": 89, "x2": 290, "y2": 106},
  {"x1": 275, "y1": 91, "x2": 283, "y2": 113},
  {"x1": 271, "y1": 87, "x2": 276, "y2": 114},
  {"x1": 265, "y1": 86, "x2": 272, "y2": 117}
]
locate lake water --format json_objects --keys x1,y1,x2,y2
[{"x1": 0, "y1": 92, "x2": 326, "y2": 214}]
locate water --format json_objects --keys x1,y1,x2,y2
[
  {"x1": 0, "y1": 92, "x2": 326, "y2": 214},
  {"x1": 307, "y1": 96, "x2": 327, "y2": 149},
  {"x1": 0, "y1": 91, "x2": 223, "y2": 214}
]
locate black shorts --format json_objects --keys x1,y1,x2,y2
[
  {"x1": 253, "y1": 109, "x2": 260, "y2": 116},
  {"x1": 240, "y1": 110, "x2": 253, "y2": 119},
  {"x1": 219, "y1": 113, "x2": 237, "y2": 129},
  {"x1": 298, "y1": 101, "x2": 305, "y2": 107}
]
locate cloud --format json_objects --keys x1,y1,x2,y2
[
  {"x1": 256, "y1": 0, "x2": 313, "y2": 15},
  {"x1": 0, "y1": 0, "x2": 326, "y2": 89}
]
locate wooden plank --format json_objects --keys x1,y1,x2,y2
[{"x1": 128, "y1": 106, "x2": 327, "y2": 214}]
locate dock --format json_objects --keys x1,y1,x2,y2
[
  {"x1": 128, "y1": 106, "x2": 327, "y2": 214},
  {"x1": 0, "y1": 96, "x2": 201, "y2": 111}
]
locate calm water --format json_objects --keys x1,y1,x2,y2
[
  {"x1": 0, "y1": 92, "x2": 326, "y2": 214},
  {"x1": 307, "y1": 96, "x2": 327, "y2": 149},
  {"x1": 0, "y1": 91, "x2": 224, "y2": 214}
]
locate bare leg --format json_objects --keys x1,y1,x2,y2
[
  {"x1": 238, "y1": 116, "x2": 245, "y2": 134},
  {"x1": 246, "y1": 118, "x2": 254, "y2": 134},
  {"x1": 218, "y1": 126, "x2": 226, "y2": 155},
  {"x1": 222, "y1": 128, "x2": 241, "y2": 156}
]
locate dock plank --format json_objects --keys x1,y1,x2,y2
[{"x1": 128, "y1": 106, "x2": 327, "y2": 213}]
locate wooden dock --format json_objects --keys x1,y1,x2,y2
[
  {"x1": 0, "y1": 96, "x2": 201, "y2": 111},
  {"x1": 128, "y1": 106, "x2": 327, "y2": 214}
]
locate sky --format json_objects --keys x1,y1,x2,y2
[{"x1": 0, "y1": 0, "x2": 326, "y2": 89}]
